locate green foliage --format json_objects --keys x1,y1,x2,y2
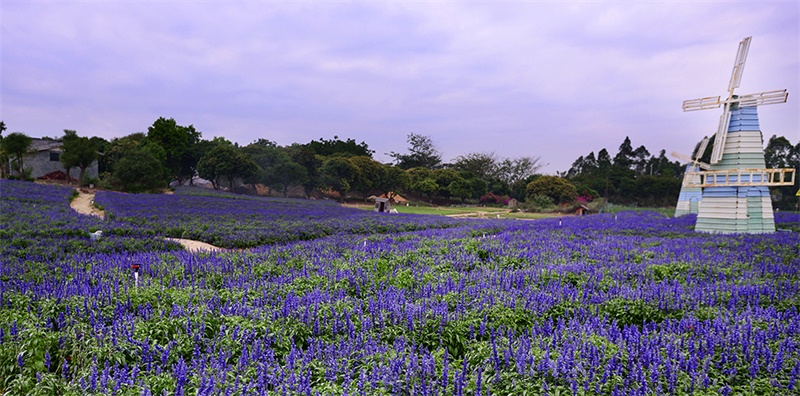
[
  {"x1": 1, "y1": 132, "x2": 32, "y2": 175},
  {"x1": 389, "y1": 133, "x2": 442, "y2": 170},
  {"x1": 599, "y1": 297, "x2": 682, "y2": 327},
  {"x1": 60, "y1": 132, "x2": 98, "y2": 186},
  {"x1": 320, "y1": 156, "x2": 360, "y2": 199},
  {"x1": 305, "y1": 136, "x2": 373, "y2": 158},
  {"x1": 111, "y1": 144, "x2": 169, "y2": 192},
  {"x1": 197, "y1": 143, "x2": 259, "y2": 190},
  {"x1": 526, "y1": 176, "x2": 577, "y2": 204},
  {"x1": 146, "y1": 117, "x2": 202, "y2": 182}
]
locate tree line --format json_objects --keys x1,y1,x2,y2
[{"x1": 1, "y1": 118, "x2": 797, "y2": 209}]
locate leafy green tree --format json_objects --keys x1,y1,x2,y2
[
  {"x1": 111, "y1": 145, "x2": 169, "y2": 192},
  {"x1": 146, "y1": 117, "x2": 201, "y2": 184},
  {"x1": 613, "y1": 136, "x2": 635, "y2": 170},
  {"x1": 635, "y1": 175, "x2": 682, "y2": 207},
  {"x1": 376, "y1": 165, "x2": 410, "y2": 198},
  {"x1": 405, "y1": 167, "x2": 433, "y2": 187},
  {"x1": 242, "y1": 140, "x2": 310, "y2": 196},
  {"x1": 320, "y1": 156, "x2": 360, "y2": 201},
  {"x1": 390, "y1": 133, "x2": 442, "y2": 170},
  {"x1": 286, "y1": 144, "x2": 323, "y2": 198},
  {"x1": 448, "y1": 178, "x2": 474, "y2": 203},
  {"x1": 1, "y1": 132, "x2": 32, "y2": 176},
  {"x1": 413, "y1": 178, "x2": 439, "y2": 202},
  {"x1": 349, "y1": 156, "x2": 384, "y2": 198},
  {"x1": 526, "y1": 176, "x2": 577, "y2": 205},
  {"x1": 764, "y1": 135, "x2": 799, "y2": 210},
  {"x1": 497, "y1": 156, "x2": 542, "y2": 185},
  {"x1": 306, "y1": 136, "x2": 373, "y2": 158},
  {"x1": 432, "y1": 169, "x2": 461, "y2": 200},
  {"x1": 468, "y1": 177, "x2": 489, "y2": 200},
  {"x1": 197, "y1": 143, "x2": 259, "y2": 191},
  {"x1": 60, "y1": 131, "x2": 98, "y2": 186},
  {"x1": 511, "y1": 174, "x2": 540, "y2": 201},
  {"x1": 452, "y1": 152, "x2": 499, "y2": 181},
  {"x1": 764, "y1": 135, "x2": 795, "y2": 168},
  {"x1": 271, "y1": 158, "x2": 307, "y2": 197},
  {"x1": 104, "y1": 133, "x2": 147, "y2": 176}
]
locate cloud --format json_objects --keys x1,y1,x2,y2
[{"x1": 1, "y1": 1, "x2": 797, "y2": 172}]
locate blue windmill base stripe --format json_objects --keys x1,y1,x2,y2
[{"x1": 695, "y1": 186, "x2": 775, "y2": 234}]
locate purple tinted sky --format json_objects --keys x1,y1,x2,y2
[{"x1": 2, "y1": 1, "x2": 798, "y2": 173}]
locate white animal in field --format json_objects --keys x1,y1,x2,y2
[{"x1": 90, "y1": 230, "x2": 103, "y2": 241}]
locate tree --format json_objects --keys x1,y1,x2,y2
[
  {"x1": 271, "y1": 158, "x2": 307, "y2": 197},
  {"x1": 497, "y1": 156, "x2": 542, "y2": 185},
  {"x1": 613, "y1": 136, "x2": 634, "y2": 170},
  {"x1": 376, "y1": 164, "x2": 410, "y2": 198},
  {"x1": 60, "y1": 130, "x2": 98, "y2": 186},
  {"x1": 448, "y1": 178, "x2": 473, "y2": 203},
  {"x1": 306, "y1": 136, "x2": 373, "y2": 158},
  {"x1": 286, "y1": 144, "x2": 323, "y2": 198},
  {"x1": 243, "y1": 141, "x2": 309, "y2": 196},
  {"x1": 320, "y1": 156, "x2": 360, "y2": 201},
  {"x1": 1, "y1": 132, "x2": 32, "y2": 176},
  {"x1": 764, "y1": 135, "x2": 799, "y2": 210},
  {"x1": 413, "y1": 178, "x2": 438, "y2": 202},
  {"x1": 349, "y1": 156, "x2": 384, "y2": 198},
  {"x1": 104, "y1": 133, "x2": 148, "y2": 177},
  {"x1": 764, "y1": 135, "x2": 794, "y2": 169},
  {"x1": 452, "y1": 152, "x2": 499, "y2": 181},
  {"x1": 632, "y1": 145, "x2": 651, "y2": 175},
  {"x1": 390, "y1": 133, "x2": 442, "y2": 170},
  {"x1": 432, "y1": 169, "x2": 461, "y2": 200},
  {"x1": 112, "y1": 145, "x2": 169, "y2": 192},
  {"x1": 146, "y1": 117, "x2": 201, "y2": 184},
  {"x1": 526, "y1": 176, "x2": 577, "y2": 205},
  {"x1": 197, "y1": 144, "x2": 259, "y2": 190}
]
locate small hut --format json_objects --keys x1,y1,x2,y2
[
  {"x1": 574, "y1": 204, "x2": 590, "y2": 216},
  {"x1": 374, "y1": 197, "x2": 392, "y2": 213}
]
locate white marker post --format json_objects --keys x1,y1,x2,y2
[{"x1": 131, "y1": 264, "x2": 140, "y2": 288}]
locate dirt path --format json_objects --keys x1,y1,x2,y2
[
  {"x1": 446, "y1": 211, "x2": 510, "y2": 219},
  {"x1": 166, "y1": 238, "x2": 227, "y2": 253},
  {"x1": 70, "y1": 190, "x2": 105, "y2": 219},
  {"x1": 69, "y1": 189, "x2": 226, "y2": 253}
]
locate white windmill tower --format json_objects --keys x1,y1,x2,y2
[
  {"x1": 671, "y1": 137, "x2": 710, "y2": 217},
  {"x1": 682, "y1": 36, "x2": 795, "y2": 233}
]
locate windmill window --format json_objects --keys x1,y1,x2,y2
[{"x1": 50, "y1": 152, "x2": 60, "y2": 161}]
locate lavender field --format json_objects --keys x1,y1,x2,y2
[{"x1": 1, "y1": 180, "x2": 800, "y2": 395}]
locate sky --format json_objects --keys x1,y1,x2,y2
[{"x1": 2, "y1": 1, "x2": 798, "y2": 174}]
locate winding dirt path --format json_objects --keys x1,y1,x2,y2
[
  {"x1": 69, "y1": 189, "x2": 226, "y2": 253},
  {"x1": 70, "y1": 190, "x2": 105, "y2": 219}
]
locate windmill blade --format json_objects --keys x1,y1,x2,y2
[
  {"x1": 694, "y1": 136, "x2": 710, "y2": 160},
  {"x1": 670, "y1": 151, "x2": 693, "y2": 163},
  {"x1": 728, "y1": 36, "x2": 751, "y2": 94},
  {"x1": 682, "y1": 96, "x2": 721, "y2": 112},
  {"x1": 710, "y1": 105, "x2": 731, "y2": 164},
  {"x1": 734, "y1": 89, "x2": 789, "y2": 107},
  {"x1": 670, "y1": 151, "x2": 711, "y2": 170}
]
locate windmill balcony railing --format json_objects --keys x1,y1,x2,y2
[{"x1": 683, "y1": 168, "x2": 795, "y2": 188}]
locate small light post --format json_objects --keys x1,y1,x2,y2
[{"x1": 131, "y1": 264, "x2": 140, "y2": 288}]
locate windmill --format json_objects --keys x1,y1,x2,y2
[
  {"x1": 671, "y1": 137, "x2": 710, "y2": 217},
  {"x1": 681, "y1": 36, "x2": 795, "y2": 233}
]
